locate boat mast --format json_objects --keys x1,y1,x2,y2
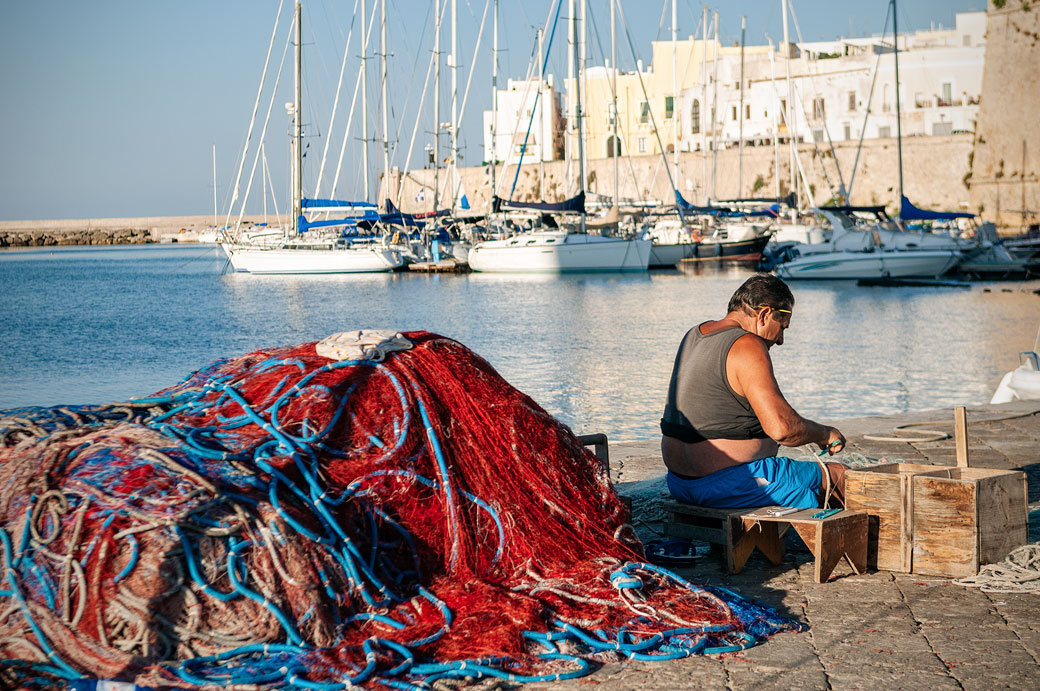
[
  {"x1": 738, "y1": 15, "x2": 746, "y2": 197},
  {"x1": 433, "y1": 0, "x2": 441, "y2": 211},
  {"x1": 361, "y1": 0, "x2": 369, "y2": 200},
  {"x1": 212, "y1": 144, "x2": 218, "y2": 229},
  {"x1": 292, "y1": 0, "x2": 303, "y2": 234},
  {"x1": 711, "y1": 11, "x2": 719, "y2": 201},
  {"x1": 700, "y1": 4, "x2": 707, "y2": 203},
  {"x1": 451, "y1": 0, "x2": 458, "y2": 215},
  {"x1": 538, "y1": 28, "x2": 545, "y2": 200},
  {"x1": 671, "y1": 0, "x2": 678, "y2": 188},
  {"x1": 611, "y1": 0, "x2": 618, "y2": 208},
  {"x1": 490, "y1": 0, "x2": 498, "y2": 201},
  {"x1": 571, "y1": 0, "x2": 586, "y2": 232},
  {"x1": 782, "y1": 0, "x2": 796, "y2": 218},
  {"x1": 381, "y1": 0, "x2": 390, "y2": 205},
  {"x1": 892, "y1": 0, "x2": 905, "y2": 214}
]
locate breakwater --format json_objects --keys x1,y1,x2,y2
[{"x1": 0, "y1": 227, "x2": 155, "y2": 247}]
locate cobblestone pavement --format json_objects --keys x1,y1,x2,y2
[{"x1": 527, "y1": 400, "x2": 1040, "y2": 691}]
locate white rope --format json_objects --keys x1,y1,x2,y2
[{"x1": 953, "y1": 543, "x2": 1040, "y2": 593}]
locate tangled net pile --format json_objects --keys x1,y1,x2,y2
[{"x1": 0, "y1": 332, "x2": 801, "y2": 689}]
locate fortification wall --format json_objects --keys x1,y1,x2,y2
[
  {"x1": 388, "y1": 135, "x2": 975, "y2": 220},
  {"x1": 968, "y1": 0, "x2": 1040, "y2": 232}
]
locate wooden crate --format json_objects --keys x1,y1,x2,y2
[
  {"x1": 844, "y1": 464, "x2": 936, "y2": 572},
  {"x1": 911, "y1": 467, "x2": 1028, "y2": 577}
]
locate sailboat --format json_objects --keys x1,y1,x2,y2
[
  {"x1": 221, "y1": 1, "x2": 404, "y2": 274},
  {"x1": 468, "y1": 0, "x2": 650, "y2": 273}
]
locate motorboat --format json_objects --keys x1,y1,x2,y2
[
  {"x1": 467, "y1": 230, "x2": 650, "y2": 273},
  {"x1": 991, "y1": 351, "x2": 1040, "y2": 404},
  {"x1": 768, "y1": 207, "x2": 966, "y2": 280},
  {"x1": 644, "y1": 218, "x2": 698, "y2": 268},
  {"x1": 690, "y1": 220, "x2": 774, "y2": 262}
]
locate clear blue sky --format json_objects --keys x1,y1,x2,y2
[{"x1": 0, "y1": 0, "x2": 983, "y2": 220}]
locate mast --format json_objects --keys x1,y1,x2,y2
[
  {"x1": 292, "y1": 0, "x2": 303, "y2": 234},
  {"x1": 738, "y1": 15, "x2": 746, "y2": 197},
  {"x1": 711, "y1": 11, "x2": 719, "y2": 201},
  {"x1": 580, "y1": 0, "x2": 588, "y2": 181},
  {"x1": 538, "y1": 28, "x2": 545, "y2": 200},
  {"x1": 671, "y1": 0, "x2": 678, "y2": 186},
  {"x1": 571, "y1": 0, "x2": 585, "y2": 232},
  {"x1": 433, "y1": 0, "x2": 441, "y2": 211},
  {"x1": 381, "y1": 0, "x2": 390, "y2": 205},
  {"x1": 892, "y1": 0, "x2": 904, "y2": 212},
  {"x1": 361, "y1": 0, "x2": 369, "y2": 200},
  {"x1": 451, "y1": 0, "x2": 458, "y2": 214},
  {"x1": 490, "y1": 0, "x2": 498, "y2": 200},
  {"x1": 567, "y1": 0, "x2": 575, "y2": 177},
  {"x1": 212, "y1": 144, "x2": 218, "y2": 229},
  {"x1": 611, "y1": 0, "x2": 618, "y2": 208},
  {"x1": 782, "y1": 0, "x2": 795, "y2": 216},
  {"x1": 700, "y1": 4, "x2": 707, "y2": 203}
]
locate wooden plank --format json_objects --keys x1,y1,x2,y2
[
  {"x1": 976, "y1": 470, "x2": 1029, "y2": 565},
  {"x1": 912, "y1": 470, "x2": 979, "y2": 577},
  {"x1": 844, "y1": 464, "x2": 927, "y2": 572},
  {"x1": 954, "y1": 406, "x2": 969, "y2": 467}
]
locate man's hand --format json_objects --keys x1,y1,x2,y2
[{"x1": 819, "y1": 427, "x2": 846, "y2": 455}]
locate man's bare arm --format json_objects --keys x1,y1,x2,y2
[{"x1": 728, "y1": 334, "x2": 845, "y2": 453}]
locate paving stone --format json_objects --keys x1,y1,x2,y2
[
  {"x1": 946, "y1": 662, "x2": 1040, "y2": 690},
  {"x1": 826, "y1": 668, "x2": 961, "y2": 691}
]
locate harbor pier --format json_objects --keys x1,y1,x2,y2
[{"x1": 571, "y1": 399, "x2": 1040, "y2": 690}]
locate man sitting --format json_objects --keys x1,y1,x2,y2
[{"x1": 661, "y1": 274, "x2": 846, "y2": 509}]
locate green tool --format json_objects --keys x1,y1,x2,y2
[{"x1": 811, "y1": 508, "x2": 842, "y2": 519}]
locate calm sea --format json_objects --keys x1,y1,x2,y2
[{"x1": 1, "y1": 244, "x2": 1038, "y2": 441}]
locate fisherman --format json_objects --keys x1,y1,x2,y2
[{"x1": 661, "y1": 273, "x2": 847, "y2": 509}]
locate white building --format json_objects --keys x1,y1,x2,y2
[
  {"x1": 482, "y1": 12, "x2": 986, "y2": 165},
  {"x1": 687, "y1": 11, "x2": 986, "y2": 151},
  {"x1": 482, "y1": 77, "x2": 564, "y2": 165}
]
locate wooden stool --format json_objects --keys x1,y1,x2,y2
[{"x1": 663, "y1": 501, "x2": 869, "y2": 583}]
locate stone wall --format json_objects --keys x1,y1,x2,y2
[
  {"x1": 0, "y1": 215, "x2": 282, "y2": 248},
  {"x1": 968, "y1": 0, "x2": 1040, "y2": 233},
  {"x1": 386, "y1": 134, "x2": 975, "y2": 219}
]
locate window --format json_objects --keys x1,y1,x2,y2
[
  {"x1": 638, "y1": 137, "x2": 647, "y2": 153},
  {"x1": 606, "y1": 135, "x2": 622, "y2": 157},
  {"x1": 933, "y1": 121, "x2": 953, "y2": 135},
  {"x1": 780, "y1": 99, "x2": 787, "y2": 124},
  {"x1": 847, "y1": 91, "x2": 856, "y2": 112},
  {"x1": 665, "y1": 96, "x2": 674, "y2": 119},
  {"x1": 732, "y1": 105, "x2": 738, "y2": 122},
  {"x1": 746, "y1": 104, "x2": 751, "y2": 120},
  {"x1": 607, "y1": 102, "x2": 617, "y2": 125},
  {"x1": 812, "y1": 128, "x2": 824, "y2": 142},
  {"x1": 639, "y1": 101, "x2": 650, "y2": 123},
  {"x1": 963, "y1": 34, "x2": 971, "y2": 47},
  {"x1": 878, "y1": 125, "x2": 891, "y2": 138},
  {"x1": 813, "y1": 97, "x2": 826, "y2": 119},
  {"x1": 843, "y1": 123, "x2": 851, "y2": 140},
  {"x1": 940, "y1": 82, "x2": 952, "y2": 106},
  {"x1": 691, "y1": 99, "x2": 701, "y2": 134}
]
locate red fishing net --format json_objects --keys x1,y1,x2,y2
[{"x1": 0, "y1": 331, "x2": 800, "y2": 689}]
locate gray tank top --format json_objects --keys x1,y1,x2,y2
[{"x1": 661, "y1": 325, "x2": 768, "y2": 443}]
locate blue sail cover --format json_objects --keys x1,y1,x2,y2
[
  {"x1": 301, "y1": 198, "x2": 378, "y2": 210},
  {"x1": 492, "y1": 192, "x2": 585, "y2": 214},
  {"x1": 674, "y1": 192, "x2": 779, "y2": 218},
  {"x1": 900, "y1": 196, "x2": 975, "y2": 221}
]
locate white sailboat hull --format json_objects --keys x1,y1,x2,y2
[
  {"x1": 468, "y1": 232, "x2": 650, "y2": 273},
  {"x1": 775, "y1": 249, "x2": 961, "y2": 280},
  {"x1": 649, "y1": 242, "x2": 696, "y2": 267},
  {"x1": 222, "y1": 244, "x2": 404, "y2": 274}
]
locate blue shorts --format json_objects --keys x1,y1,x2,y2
[{"x1": 666, "y1": 457, "x2": 822, "y2": 509}]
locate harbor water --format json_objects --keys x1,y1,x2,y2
[{"x1": 1, "y1": 243, "x2": 1038, "y2": 441}]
